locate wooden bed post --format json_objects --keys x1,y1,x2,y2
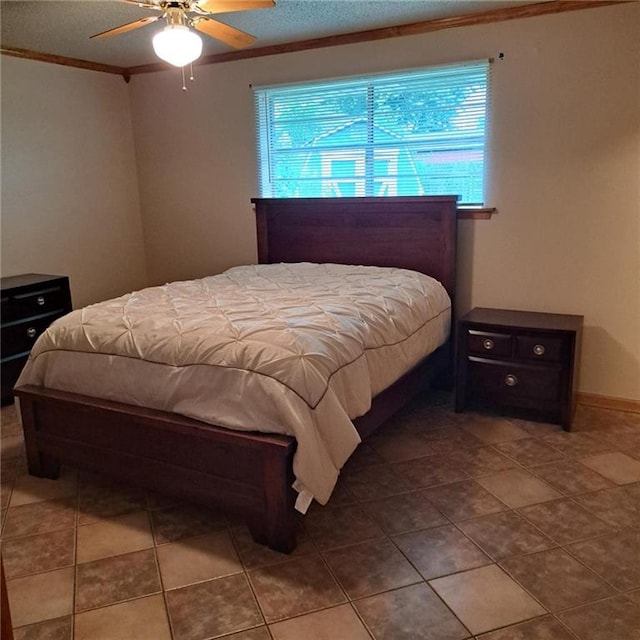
[
  {"x1": 19, "y1": 396, "x2": 61, "y2": 479},
  {"x1": 248, "y1": 440, "x2": 298, "y2": 553}
]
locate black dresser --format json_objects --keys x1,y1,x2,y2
[{"x1": 1, "y1": 274, "x2": 72, "y2": 404}]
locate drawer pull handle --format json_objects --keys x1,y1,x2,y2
[
  {"x1": 483, "y1": 338, "x2": 494, "y2": 350},
  {"x1": 26, "y1": 327, "x2": 37, "y2": 339},
  {"x1": 505, "y1": 374, "x2": 518, "y2": 387},
  {"x1": 36, "y1": 296, "x2": 46, "y2": 306},
  {"x1": 533, "y1": 344, "x2": 546, "y2": 356}
]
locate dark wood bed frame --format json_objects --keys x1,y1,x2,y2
[{"x1": 15, "y1": 196, "x2": 458, "y2": 553}]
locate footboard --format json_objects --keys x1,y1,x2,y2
[{"x1": 15, "y1": 385, "x2": 298, "y2": 553}]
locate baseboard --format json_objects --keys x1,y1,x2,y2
[{"x1": 578, "y1": 392, "x2": 640, "y2": 415}]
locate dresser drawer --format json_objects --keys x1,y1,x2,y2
[
  {"x1": 1, "y1": 274, "x2": 72, "y2": 404},
  {"x1": 1, "y1": 285, "x2": 69, "y2": 323},
  {"x1": 467, "y1": 357, "x2": 561, "y2": 403},
  {"x1": 467, "y1": 329, "x2": 512, "y2": 358},
  {"x1": 515, "y1": 334, "x2": 564, "y2": 363},
  {"x1": 1, "y1": 313, "x2": 61, "y2": 358}
]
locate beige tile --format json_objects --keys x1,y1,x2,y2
[
  {"x1": 580, "y1": 452, "x2": 640, "y2": 485},
  {"x1": 425, "y1": 480, "x2": 508, "y2": 521},
  {"x1": 232, "y1": 524, "x2": 317, "y2": 571},
  {"x1": 1, "y1": 478, "x2": 12, "y2": 510},
  {"x1": 157, "y1": 530, "x2": 243, "y2": 589},
  {"x1": 166, "y1": 574, "x2": 263, "y2": 640},
  {"x1": 529, "y1": 460, "x2": 614, "y2": 495},
  {"x1": 75, "y1": 549, "x2": 161, "y2": 612},
  {"x1": 0, "y1": 434, "x2": 24, "y2": 461},
  {"x1": 340, "y1": 464, "x2": 413, "y2": 502},
  {"x1": 457, "y1": 511, "x2": 555, "y2": 560},
  {"x1": 76, "y1": 511, "x2": 153, "y2": 563},
  {"x1": 322, "y1": 538, "x2": 421, "y2": 599},
  {"x1": 477, "y1": 469, "x2": 561, "y2": 508},
  {"x1": 518, "y1": 499, "x2": 612, "y2": 545},
  {"x1": 2, "y1": 528, "x2": 75, "y2": 578},
  {"x1": 151, "y1": 502, "x2": 227, "y2": 544},
  {"x1": 566, "y1": 530, "x2": 640, "y2": 591},
  {"x1": 270, "y1": 604, "x2": 371, "y2": 640},
  {"x1": 574, "y1": 485, "x2": 640, "y2": 528},
  {"x1": 354, "y1": 582, "x2": 468, "y2": 640},
  {"x1": 3, "y1": 497, "x2": 76, "y2": 539},
  {"x1": 248, "y1": 555, "x2": 345, "y2": 623},
  {"x1": 78, "y1": 472, "x2": 147, "y2": 524},
  {"x1": 7, "y1": 567, "x2": 74, "y2": 627},
  {"x1": 393, "y1": 524, "x2": 491, "y2": 580},
  {"x1": 460, "y1": 416, "x2": 530, "y2": 444},
  {"x1": 369, "y1": 431, "x2": 437, "y2": 462},
  {"x1": 13, "y1": 616, "x2": 73, "y2": 640},
  {"x1": 393, "y1": 454, "x2": 468, "y2": 489},
  {"x1": 447, "y1": 446, "x2": 516, "y2": 478},
  {"x1": 74, "y1": 594, "x2": 172, "y2": 640},
  {"x1": 430, "y1": 564, "x2": 546, "y2": 635},
  {"x1": 477, "y1": 615, "x2": 575, "y2": 640},
  {"x1": 304, "y1": 504, "x2": 384, "y2": 550},
  {"x1": 501, "y1": 548, "x2": 614, "y2": 612},
  {"x1": 13, "y1": 616, "x2": 72, "y2": 640},
  {"x1": 557, "y1": 595, "x2": 640, "y2": 640},
  {"x1": 10, "y1": 469, "x2": 78, "y2": 507},
  {"x1": 1, "y1": 403, "x2": 23, "y2": 437},
  {"x1": 494, "y1": 438, "x2": 565, "y2": 467},
  {"x1": 225, "y1": 629, "x2": 271, "y2": 640},
  {"x1": 360, "y1": 488, "x2": 448, "y2": 535}
]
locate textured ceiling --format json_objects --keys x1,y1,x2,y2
[{"x1": 1, "y1": 0, "x2": 541, "y2": 69}]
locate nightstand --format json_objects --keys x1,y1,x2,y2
[
  {"x1": 455, "y1": 308, "x2": 583, "y2": 430},
  {"x1": 1, "y1": 273, "x2": 72, "y2": 404}
]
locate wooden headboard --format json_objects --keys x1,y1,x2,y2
[{"x1": 252, "y1": 196, "x2": 458, "y2": 300}]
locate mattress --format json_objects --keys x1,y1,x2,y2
[{"x1": 17, "y1": 263, "x2": 451, "y2": 509}]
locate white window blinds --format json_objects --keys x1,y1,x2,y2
[{"x1": 254, "y1": 60, "x2": 490, "y2": 205}]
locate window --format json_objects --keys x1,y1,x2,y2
[{"x1": 254, "y1": 60, "x2": 490, "y2": 205}]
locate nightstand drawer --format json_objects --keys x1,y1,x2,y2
[
  {"x1": 1, "y1": 313, "x2": 61, "y2": 358},
  {"x1": 467, "y1": 330, "x2": 512, "y2": 358},
  {"x1": 468, "y1": 357, "x2": 561, "y2": 402},
  {"x1": 515, "y1": 334, "x2": 564, "y2": 363}
]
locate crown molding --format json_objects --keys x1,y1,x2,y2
[
  {"x1": 126, "y1": 0, "x2": 628, "y2": 75},
  {"x1": 1, "y1": 1, "x2": 629, "y2": 78},
  {"x1": 0, "y1": 45, "x2": 129, "y2": 80}
]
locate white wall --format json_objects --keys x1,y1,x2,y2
[
  {"x1": 1, "y1": 57, "x2": 148, "y2": 307},
  {"x1": 129, "y1": 3, "x2": 640, "y2": 401},
  {"x1": 2, "y1": 4, "x2": 638, "y2": 401}
]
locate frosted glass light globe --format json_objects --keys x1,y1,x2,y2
[{"x1": 152, "y1": 25, "x2": 203, "y2": 67}]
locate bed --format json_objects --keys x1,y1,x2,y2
[{"x1": 15, "y1": 195, "x2": 457, "y2": 553}]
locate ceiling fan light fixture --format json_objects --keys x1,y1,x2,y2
[{"x1": 152, "y1": 24, "x2": 203, "y2": 67}]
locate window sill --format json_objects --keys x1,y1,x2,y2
[{"x1": 456, "y1": 207, "x2": 496, "y2": 220}]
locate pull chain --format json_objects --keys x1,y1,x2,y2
[{"x1": 180, "y1": 64, "x2": 195, "y2": 92}]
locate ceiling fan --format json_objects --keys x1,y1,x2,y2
[{"x1": 91, "y1": 0, "x2": 275, "y2": 67}]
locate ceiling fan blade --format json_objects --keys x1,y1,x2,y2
[
  {"x1": 90, "y1": 16, "x2": 160, "y2": 39},
  {"x1": 194, "y1": 17, "x2": 256, "y2": 48},
  {"x1": 115, "y1": 0, "x2": 160, "y2": 8},
  {"x1": 196, "y1": 0, "x2": 275, "y2": 14}
]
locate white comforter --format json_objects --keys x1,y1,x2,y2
[{"x1": 18, "y1": 263, "x2": 451, "y2": 508}]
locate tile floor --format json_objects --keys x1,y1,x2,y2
[{"x1": 1, "y1": 395, "x2": 640, "y2": 640}]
